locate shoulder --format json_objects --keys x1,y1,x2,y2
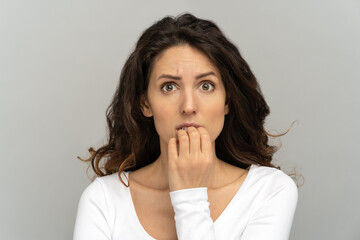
[
  {"x1": 74, "y1": 172, "x2": 129, "y2": 239},
  {"x1": 246, "y1": 164, "x2": 298, "y2": 206},
  {"x1": 79, "y1": 172, "x2": 129, "y2": 205},
  {"x1": 237, "y1": 165, "x2": 299, "y2": 239},
  {"x1": 249, "y1": 164, "x2": 297, "y2": 189}
]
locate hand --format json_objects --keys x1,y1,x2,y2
[{"x1": 167, "y1": 126, "x2": 213, "y2": 192}]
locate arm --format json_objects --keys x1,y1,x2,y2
[
  {"x1": 168, "y1": 127, "x2": 216, "y2": 239},
  {"x1": 170, "y1": 187, "x2": 215, "y2": 240},
  {"x1": 240, "y1": 176, "x2": 298, "y2": 240},
  {"x1": 73, "y1": 179, "x2": 111, "y2": 240}
]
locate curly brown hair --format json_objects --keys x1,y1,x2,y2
[{"x1": 80, "y1": 13, "x2": 299, "y2": 187}]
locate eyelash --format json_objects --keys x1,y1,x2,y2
[{"x1": 160, "y1": 81, "x2": 216, "y2": 93}]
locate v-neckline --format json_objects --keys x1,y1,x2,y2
[{"x1": 125, "y1": 164, "x2": 255, "y2": 239}]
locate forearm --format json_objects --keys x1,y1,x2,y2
[{"x1": 170, "y1": 187, "x2": 215, "y2": 240}]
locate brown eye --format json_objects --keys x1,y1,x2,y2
[
  {"x1": 200, "y1": 82, "x2": 215, "y2": 91},
  {"x1": 161, "y1": 83, "x2": 177, "y2": 92}
]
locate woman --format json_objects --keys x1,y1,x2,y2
[{"x1": 74, "y1": 13, "x2": 298, "y2": 240}]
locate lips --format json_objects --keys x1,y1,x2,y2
[{"x1": 175, "y1": 123, "x2": 202, "y2": 130}]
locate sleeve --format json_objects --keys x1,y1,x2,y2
[
  {"x1": 240, "y1": 175, "x2": 299, "y2": 240},
  {"x1": 73, "y1": 179, "x2": 112, "y2": 240},
  {"x1": 169, "y1": 187, "x2": 216, "y2": 240}
]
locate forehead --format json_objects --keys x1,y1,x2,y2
[{"x1": 150, "y1": 45, "x2": 220, "y2": 77}]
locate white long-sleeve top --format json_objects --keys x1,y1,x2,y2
[{"x1": 73, "y1": 164, "x2": 298, "y2": 240}]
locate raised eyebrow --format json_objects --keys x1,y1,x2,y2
[
  {"x1": 195, "y1": 71, "x2": 217, "y2": 79},
  {"x1": 157, "y1": 71, "x2": 217, "y2": 81},
  {"x1": 157, "y1": 74, "x2": 181, "y2": 81}
]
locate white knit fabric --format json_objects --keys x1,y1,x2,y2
[{"x1": 74, "y1": 164, "x2": 298, "y2": 240}]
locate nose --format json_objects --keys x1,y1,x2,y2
[{"x1": 180, "y1": 89, "x2": 198, "y2": 115}]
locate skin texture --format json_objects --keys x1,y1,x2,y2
[{"x1": 141, "y1": 44, "x2": 230, "y2": 191}]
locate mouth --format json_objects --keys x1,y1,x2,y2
[{"x1": 175, "y1": 122, "x2": 202, "y2": 131}]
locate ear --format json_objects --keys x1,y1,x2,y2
[
  {"x1": 140, "y1": 94, "x2": 153, "y2": 117},
  {"x1": 225, "y1": 103, "x2": 229, "y2": 115}
]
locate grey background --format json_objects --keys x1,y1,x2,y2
[{"x1": 1, "y1": 0, "x2": 359, "y2": 239}]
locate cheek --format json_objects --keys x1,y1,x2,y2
[
  {"x1": 206, "y1": 106, "x2": 227, "y2": 142},
  {"x1": 151, "y1": 106, "x2": 176, "y2": 139}
]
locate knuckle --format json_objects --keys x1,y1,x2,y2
[
  {"x1": 177, "y1": 130, "x2": 184, "y2": 136},
  {"x1": 179, "y1": 135, "x2": 188, "y2": 141},
  {"x1": 198, "y1": 126, "x2": 207, "y2": 133},
  {"x1": 191, "y1": 160, "x2": 200, "y2": 169},
  {"x1": 190, "y1": 131, "x2": 199, "y2": 137},
  {"x1": 168, "y1": 138, "x2": 176, "y2": 146},
  {"x1": 197, "y1": 126, "x2": 205, "y2": 131}
]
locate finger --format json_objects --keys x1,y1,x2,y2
[
  {"x1": 187, "y1": 126, "x2": 200, "y2": 156},
  {"x1": 168, "y1": 137, "x2": 178, "y2": 161},
  {"x1": 197, "y1": 127, "x2": 212, "y2": 154},
  {"x1": 177, "y1": 129, "x2": 189, "y2": 157}
]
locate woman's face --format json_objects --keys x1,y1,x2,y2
[{"x1": 142, "y1": 44, "x2": 229, "y2": 148}]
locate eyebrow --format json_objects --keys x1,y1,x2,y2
[{"x1": 157, "y1": 71, "x2": 217, "y2": 81}]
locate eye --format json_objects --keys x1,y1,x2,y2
[
  {"x1": 200, "y1": 81, "x2": 215, "y2": 91},
  {"x1": 161, "y1": 82, "x2": 178, "y2": 92}
]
